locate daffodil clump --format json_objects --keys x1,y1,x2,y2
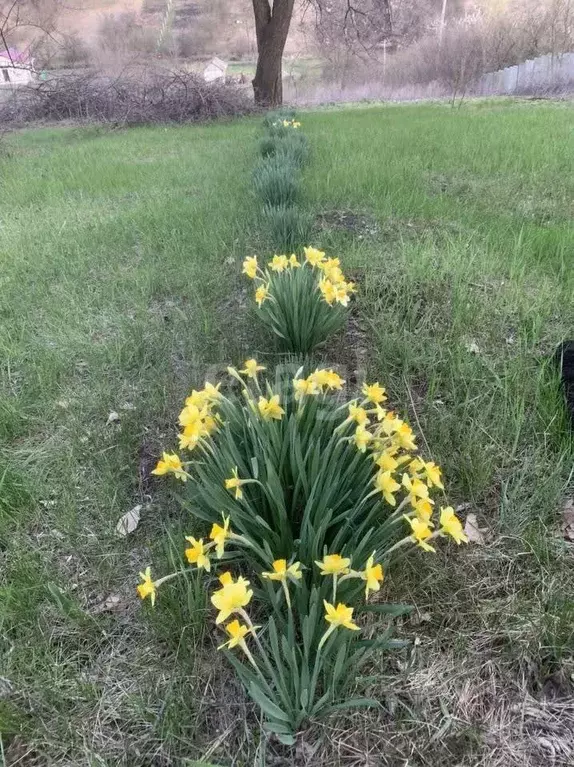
[
  {"x1": 263, "y1": 109, "x2": 302, "y2": 135},
  {"x1": 243, "y1": 247, "x2": 354, "y2": 354},
  {"x1": 138, "y1": 362, "x2": 468, "y2": 741},
  {"x1": 273, "y1": 118, "x2": 301, "y2": 129}
]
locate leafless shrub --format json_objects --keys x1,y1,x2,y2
[
  {"x1": 97, "y1": 13, "x2": 157, "y2": 59},
  {"x1": 302, "y1": 0, "x2": 574, "y2": 105},
  {"x1": 175, "y1": 31, "x2": 195, "y2": 59},
  {"x1": 405, "y1": 23, "x2": 486, "y2": 101},
  {"x1": 0, "y1": 66, "x2": 256, "y2": 126},
  {"x1": 59, "y1": 33, "x2": 91, "y2": 68}
]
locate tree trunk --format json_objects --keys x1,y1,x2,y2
[
  {"x1": 375, "y1": 0, "x2": 393, "y2": 38},
  {"x1": 251, "y1": 0, "x2": 295, "y2": 106},
  {"x1": 375, "y1": 0, "x2": 397, "y2": 52}
]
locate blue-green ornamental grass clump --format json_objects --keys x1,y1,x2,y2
[
  {"x1": 253, "y1": 156, "x2": 301, "y2": 207},
  {"x1": 256, "y1": 111, "x2": 310, "y2": 251},
  {"x1": 262, "y1": 203, "x2": 313, "y2": 252}
]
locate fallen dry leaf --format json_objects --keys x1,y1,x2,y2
[
  {"x1": 465, "y1": 340, "x2": 480, "y2": 355},
  {"x1": 91, "y1": 594, "x2": 123, "y2": 614},
  {"x1": 115, "y1": 504, "x2": 142, "y2": 536},
  {"x1": 106, "y1": 411, "x2": 120, "y2": 425},
  {"x1": 464, "y1": 513, "x2": 486, "y2": 545},
  {"x1": 410, "y1": 611, "x2": 432, "y2": 626},
  {"x1": 561, "y1": 499, "x2": 574, "y2": 543}
]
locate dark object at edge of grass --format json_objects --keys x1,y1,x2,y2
[{"x1": 554, "y1": 340, "x2": 574, "y2": 425}]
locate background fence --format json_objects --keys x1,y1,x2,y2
[{"x1": 478, "y1": 52, "x2": 574, "y2": 95}]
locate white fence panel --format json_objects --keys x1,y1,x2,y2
[{"x1": 478, "y1": 52, "x2": 574, "y2": 94}]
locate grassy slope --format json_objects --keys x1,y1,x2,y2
[
  {"x1": 1, "y1": 101, "x2": 573, "y2": 766},
  {"x1": 0, "y1": 120, "x2": 261, "y2": 765}
]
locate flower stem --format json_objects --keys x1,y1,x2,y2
[
  {"x1": 317, "y1": 624, "x2": 335, "y2": 652},
  {"x1": 239, "y1": 640, "x2": 259, "y2": 670},
  {"x1": 154, "y1": 570, "x2": 188, "y2": 588},
  {"x1": 281, "y1": 580, "x2": 292, "y2": 611}
]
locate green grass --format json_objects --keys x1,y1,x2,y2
[{"x1": 1, "y1": 100, "x2": 573, "y2": 765}]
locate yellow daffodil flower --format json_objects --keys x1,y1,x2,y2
[
  {"x1": 319, "y1": 278, "x2": 337, "y2": 305},
  {"x1": 288, "y1": 253, "x2": 300, "y2": 268},
  {"x1": 315, "y1": 553, "x2": 351, "y2": 576},
  {"x1": 408, "y1": 457, "x2": 425, "y2": 475},
  {"x1": 323, "y1": 601, "x2": 360, "y2": 631},
  {"x1": 324, "y1": 264, "x2": 344, "y2": 283},
  {"x1": 378, "y1": 411, "x2": 401, "y2": 436},
  {"x1": 184, "y1": 536, "x2": 211, "y2": 571},
  {"x1": 309, "y1": 368, "x2": 344, "y2": 391},
  {"x1": 304, "y1": 246, "x2": 326, "y2": 266},
  {"x1": 203, "y1": 382, "x2": 222, "y2": 402},
  {"x1": 362, "y1": 382, "x2": 387, "y2": 404},
  {"x1": 242, "y1": 256, "x2": 258, "y2": 279},
  {"x1": 218, "y1": 619, "x2": 250, "y2": 649},
  {"x1": 257, "y1": 394, "x2": 285, "y2": 421},
  {"x1": 361, "y1": 553, "x2": 384, "y2": 599},
  {"x1": 375, "y1": 451, "x2": 398, "y2": 473},
  {"x1": 203, "y1": 414, "x2": 218, "y2": 435},
  {"x1": 211, "y1": 572, "x2": 253, "y2": 624},
  {"x1": 375, "y1": 470, "x2": 401, "y2": 505},
  {"x1": 354, "y1": 425, "x2": 371, "y2": 452},
  {"x1": 217, "y1": 619, "x2": 258, "y2": 653},
  {"x1": 409, "y1": 457, "x2": 443, "y2": 489},
  {"x1": 210, "y1": 515, "x2": 231, "y2": 558},
  {"x1": 178, "y1": 403, "x2": 215, "y2": 448},
  {"x1": 185, "y1": 389, "x2": 209, "y2": 409},
  {"x1": 375, "y1": 405, "x2": 388, "y2": 421},
  {"x1": 255, "y1": 284, "x2": 270, "y2": 307},
  {"x1": 319, "y1": 257, "x2": 340, "y2": 273},
  {"x1": 178, "y1": 425, "x2": 202, "y2": 451},
  {"x1": 309, "y1": 368, "x2": 330, "y2": 388},
  {"x1": 269, "y1": 254, "x2": 289, "y2": 272},
  {"x1": 178, "y1": 403, "x2": 204, "y2": 429},
  {"x1": 293, "y1": 377, "x2": 319, "y2": 399},
  {"x1": 348, "y1": 402, "x2": 369, "y2": 425},
  {"x1": 414, "y1": 498, "x2": 434, "y2": 525},
  {"x1": 422, "y1": 461, "x2": 444, "y2": 489},
  {"x1": 405, "y1": 516, "x2": 436, "y2": 553},
  {"x1": 394, "y1": 422, "x2": 417, "y2": 451},
  {"x1": 262, "y1": 559, "x2": 303, "y2": 582},
  {"x1": 324, "y1": 370, "x2": 345, "y2": 389},
  {"x1": 335, "y1": 283, "x2": 351, "y2": 307},
  {"x1": 402, "y1": 473, "x2": 432, "y2": 506},
  {"x1": 439, "y1": 506, "x2": 468, "y2": 544},
  {"x1": 151, "y1": 452, "x2": 187, "y2": 482},
  {"x1": 137, "y1": 566, "x2": 157, "y2": 606},
  {"x1": 240, "y1": 358, "x2": 266, "y2": 379},
  {"x1": 225, "y1": 466, "x2": 246, "y2": 499}
]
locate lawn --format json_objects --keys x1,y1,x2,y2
[{"x1": 1, "y1": 100, "x2": 573, "y2": 766}]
